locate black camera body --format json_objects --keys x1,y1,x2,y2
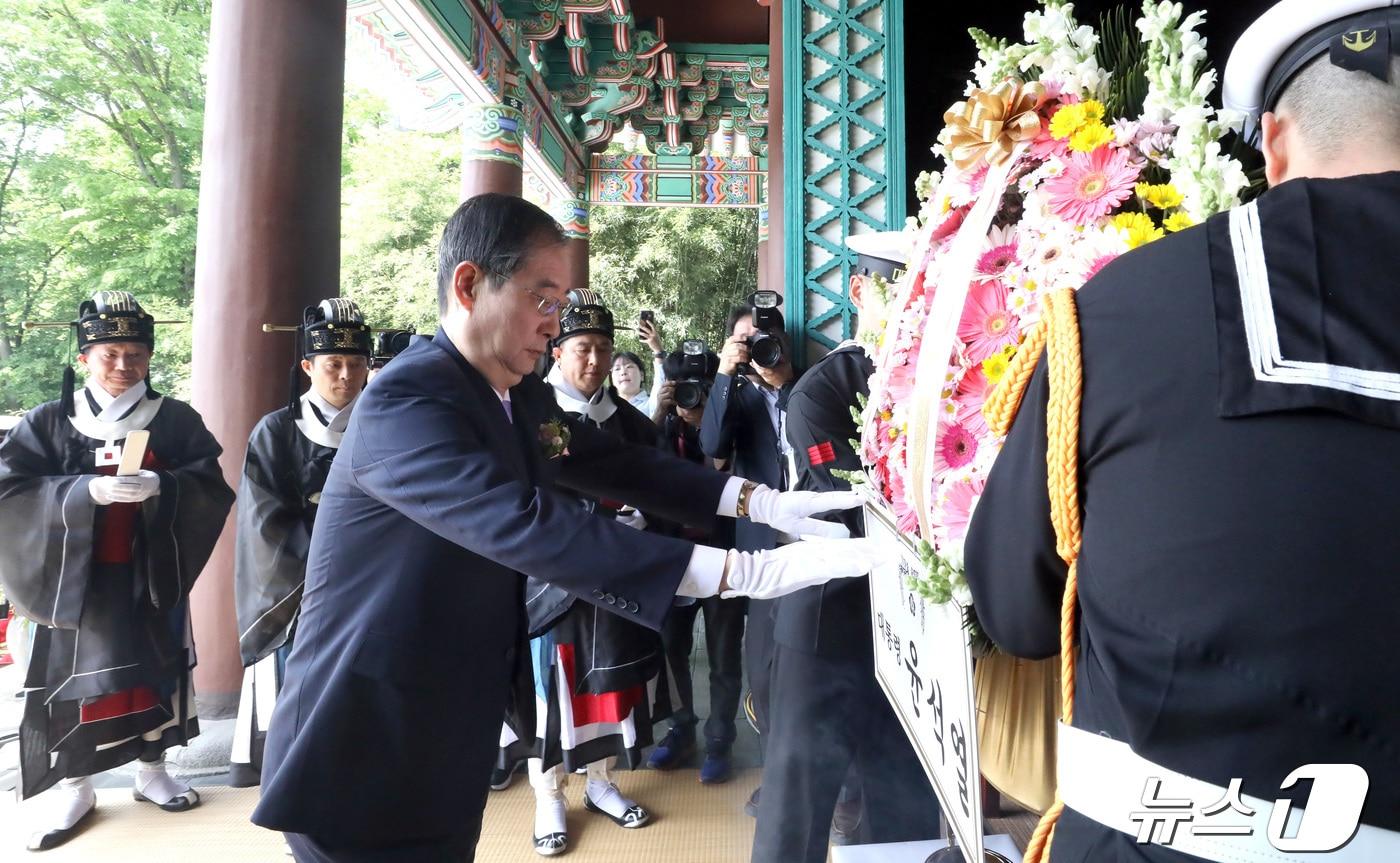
[
  {"x1": 667, "y1": 339, "x2": 718, "y2": 410},
  {"x1": 745, "y1": 290, "x2": 785, "y2": 369},
  {"x1": 372, "y1": 328, "x2": 415, "y2": 369}
]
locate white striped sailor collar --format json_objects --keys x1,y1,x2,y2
[{"x1": 1209, "y1": 170, "x2": 1400, "y2": 429}]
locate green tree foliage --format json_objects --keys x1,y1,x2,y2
[
  {"x1": 588, "y1": 205, "x2": 758, "y2": 364},
  {"x1": 339, "y1": 89, "x2": 460, "y2": 333},
  {"x1": 0, "y1": 0, "x2": 209, "y2": 411}
]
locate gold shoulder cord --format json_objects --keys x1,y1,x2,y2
[{"x1": 983, "y1": 288, "x2": 1083, "y2": 863}]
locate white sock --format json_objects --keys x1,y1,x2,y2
[
  {"x1": 585, "y1": 779, "x2": 637, "y2": 819},
  {"x1": 42, "y1": 778, "x2": 94, "y2": 834},
  {"x1": 29, "y1": 777, "x2": 95, "y2": 842},
  {"x1": 534, "y1": 797, "x2": 567, "y2": 836},
  {"x1": 136, "y1": 759, "x2": 193, "y2": 806}
]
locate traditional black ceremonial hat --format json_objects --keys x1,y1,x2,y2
[
  {"x1": 555, "y1": 288, "x2": 614, "y2": 345},
  {"x1": 75, "y1": 291, "x2": 156, "y2": 353},
  {"x1": 302, "y1": 298, "x2": 372, "y2": 358},
  {"x1": 846, "y1": 231, "x2": 912, "y2": 283},
  {"x1": 1225, "y1": 0, "x2": 1400, "y2": 143}
]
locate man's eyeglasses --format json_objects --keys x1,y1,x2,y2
[{"x1": 524, "y1": 287, "x2": 568, "y2": 317}]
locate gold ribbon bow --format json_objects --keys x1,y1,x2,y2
[{"x1": 941, "y1": 80, "x2": 1047, "y2": 173}]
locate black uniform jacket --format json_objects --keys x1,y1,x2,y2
[
  {"x1": 252, "y1": 329, "x2": 730, "y2": 844},
  {"x1": 966, "y1": 171, "x2": 1400, "y2": 860},
  {"x1": 775, "y1": 343, "x2": 874, "y2": 658}
]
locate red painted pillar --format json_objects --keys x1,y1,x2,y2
[{"x1": 188, "y1": 0, "x2": 347, "y2": 712}]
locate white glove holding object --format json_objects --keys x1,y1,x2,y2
[
  {"x1": 720, "y1": 537, "x2": 894, "y2": 600},
  {"x1": 88, "y1": 470, "x2": 161, "y2": 506},
  {"x1": 745, "y1": 485, "x2": 863, "y2": 539}
]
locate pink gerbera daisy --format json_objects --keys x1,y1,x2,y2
[
  {"x1": 1084, "y1": 252, "x2": 1120, "y2": 282},
  {"x1": 955, "y1": 364, "x2": 992, "y2": 437},
  {"x1": 976, "y1": 228, "x2": 1020, "y2": 281},
  {"x1": 1043, "y1": 145, "x2": 1141, "y2": 226},
  {"x1": 933, "y1": 421, "x2": 978, "y2": 479},
  {"x1": 957, "y1": 279, "x2": 1021, "y2": 363},
  {"x1": 936, "y1": 474, "x2": 988, "y2": 545}
]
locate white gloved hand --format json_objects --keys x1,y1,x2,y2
[
  {"x1": 745, "y1": 485, "x2": 864, "y2": 539},
  {"x1": 615, "y1": 508, "x2": 647, "y2": 531},
  {"x1": 720, "y1": 537, "x2": 895, "y2": 600},
  {"x1": 88, "y1": 470, "x2": 161, "y2": 506}
]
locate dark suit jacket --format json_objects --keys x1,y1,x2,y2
[
  {"x1": 966, "y1": 173, "x2": 1400, "y2": 860},
  {"x1": 698, "y1": 371, "x2": 792, "y2": 552},
  {"x1": 251, "y1": 329, "x2": 730, "y2": 844},
  {"x1": 774, "y1": 344, "x2": 874, "y2": 658}
]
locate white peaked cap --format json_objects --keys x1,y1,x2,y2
[{"x1": 1224, "y1": 0, "x2": 1400, "y2": 140}]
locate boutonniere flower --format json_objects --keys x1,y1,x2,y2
[{"x1": 538, "y1": 419, "x2": 571, "y2": 460}]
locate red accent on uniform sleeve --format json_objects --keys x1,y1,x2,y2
[{"x1": 807, "y1": 441, "x2": 837, "y2": 466}]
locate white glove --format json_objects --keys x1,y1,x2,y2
[
  {"x1": 88, "y1": 470, "x2": 161, "y2": 506},
  {"x1": 720, "y1": 537, "x2": 895, "y2": 600},
  {"x1": 745, "y1": 485, "x2": 864, "y2": 539},
  {"x1": 615, "y1": 508, "x2": 647, "y2": 531}
]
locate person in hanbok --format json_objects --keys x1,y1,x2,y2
[
  {"x1": 229, "y1": 299, "x2": 373, "y2": 786},
  {"x1": 518, "y1": 289, "x2": 668, "y2": 856},
  {"x1": 0, "y1": 291, "x2": 234, "y2": 851}
]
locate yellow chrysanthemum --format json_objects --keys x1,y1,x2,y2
[
  {"x1": 1135, "y1": 182, "x2": 1184, "y2": 210},
  {"x1": 1112, "y1": 212, "x2": 1165, "y2": 249},
  {"x1": 1163, "y1": 211, "x2": 1196, "y2": 232},
  {"x1": 1068, "y1": 121, "x2": 1114, "y2": 153},
  {"x1": 1080, "y1": 100, "x2": 1106, "y2": 123},
  {"x1": 1049, "y1": 103, "x2": 1087, "y2": 140}
]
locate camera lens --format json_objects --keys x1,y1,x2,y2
[
  {"x1": 748, "y1": 333, "x2": 783, "y2": 369},
  {"x1": 675, "y1": 380, "x2": 704, "y2": 409}
]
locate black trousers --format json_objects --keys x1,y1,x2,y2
[
  {"x1": 661, "y1": 594, "x2": 746, "y2": 752},
  {"x1": 285, "y1": 832, "x2": 476, "y2": 863},
  {"x1": 751, "y1": 640, "x2": 942, "y2": 863},
  {"x1": 744, "y1": 598, "x2": 775, "y2": 746}
]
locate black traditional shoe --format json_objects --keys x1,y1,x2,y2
[
  {"x1": 132, "y1": 786, "x2": 200, "y2": 812},
  {"x1": 532, "y1": 832, "x2": 568, "y2": 856},
  {"x1": 26, "y1": 804, "x2": 95, "y2": 852},
  {"x1": 490, "y1": 760, "x2": 523, "y2": 791},
  {"x1": 584, "y1": 785, "x2": 652, "y2": 828}
]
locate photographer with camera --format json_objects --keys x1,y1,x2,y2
[
  {"x1": 647, "y1": 342, "x2": 746, "y2": 785},
  {"x1": 699, "y1": 291, "x2": 797, "y2": 815}
]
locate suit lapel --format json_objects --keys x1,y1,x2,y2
[{"x1": 429, "y1": 330, "x2": 530, "y2": 479}]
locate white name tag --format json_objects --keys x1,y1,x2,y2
[{"x1": 95, "y1": 444, "x2": 122, "y2": 468}]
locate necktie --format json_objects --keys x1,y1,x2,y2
[{"x1": 501, "y1": 398, "x2": 513, "y2": 424}]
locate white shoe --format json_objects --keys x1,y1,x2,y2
[{"x1": 27, "y1": 778, "x2": 96, "y2": 851}]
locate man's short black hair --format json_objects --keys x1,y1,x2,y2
[
  {"x1": 724, "y1": 305, "x2": 749, "y2": 337},
  {"x1": 437, "y1": 193, "x2": 566, "y2": 316}
]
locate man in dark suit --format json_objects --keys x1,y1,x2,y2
[
  {"x1": 966, "y1": 5, "x2": 1400, "y2": 860},
  {"x1": 251, "y1": 193, "x2": 885, "y2": 862},
  {"x1": 754, "y1": 235, "x2": 941, "y2": 863},
  {"x1": 699, "y1": 304, "x2": 796, "y2": 813}
]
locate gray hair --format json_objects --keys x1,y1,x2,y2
[
  {"x1": 1276, "y1": 54, "x2": 1400, "y2": 160},
  {"x1": 436, "y1": 193, "x2": 566, "y2": 316}
]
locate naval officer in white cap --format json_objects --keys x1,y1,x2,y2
[{"x1": 966, "y1": 1, "x2": 1400, "y2": 861}]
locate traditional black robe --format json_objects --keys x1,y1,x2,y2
[
  {"x1": 516, "y1": 383, "x2": 674, "y2": 770},
  {"x1": 229, "y1": 394, "x2": 343, "y2": 786},
  {"x1": 0, "y1": 387, "x2": 233, "y2": 798}
]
